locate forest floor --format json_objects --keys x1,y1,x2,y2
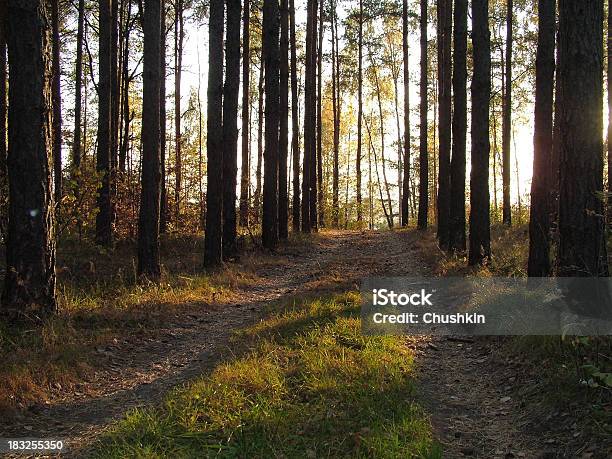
[{"x1": 0, "y1": 229, "x2": 610, "y2": 457}]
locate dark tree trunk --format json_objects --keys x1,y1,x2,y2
[
  {"x1": 437, "y1": 0, "x2": 451, "y2": 247},
  {"x1": 448, "y1": 0, "x2": 467, "y2": 253},
  {"x1": 401, "y1": 0, "x2": 410, "y2": 227},
  {"x1": 502, "y1": 0, "x2": 513, "y2": 225},
  {"x1": 262, "y1": 0, "x2": 280, "y2": 248},
  {"x1": 72, "y1": 0, "x2": 84, "y2": 175},
  {"x1": 51, "y1": 0, "x2": 62, "y2": 210},
  {"x1": 279, "y1": 0, "x2": 289, "y2": 239},
  {"x1": 204, "y1": 0, "x2": 224, "y2": 268},
  {"x1": 0, "y1": 0, "x2": 7, "y2": 177},
  {"x1": 356, "y1": 0, "x2": 363, "y2": 223},
  {"x1": 159, "y1": 0, "x2": 167, "y2": 233},
  {"x1": 316, "y1": 0, "x2": 323, "y2": 227},
  {"x1": 2, "y1": 0, "x2": 56, "y2": 321},
  {"x1": 222, "y1": 0, "x2": 241, "y2": 256},
  {"x1": 527, "y1": 0, "x2": 555, "y2": 277},
  {"x1": 331, "y1": 0, "x2": 339, "y2": 228},
  {"x1": 608, "y1": 0, "x2": 612, "y2": 222},
  {"x1": 138, "y1": 0, "x2": 162, "y2": 278},
  {"x1": 110, "y1": 0, "x2": 119, "y2": 182},
  {"x1": 308, "y1": 0, "x2": 318, "y2": 231},
  {"x1": 174, "y1": 0, "x2": 184, "y2": 221},
  {"x1": 290, "y1": 0, "x2": 300, "y2": 232},
  {"x1": 239, "y1": 0, "x2": 251, "y2": 228},
  {"x1": 254, "y1": 58, "x2": 264, "y2": 224},
  {"x1": 96, "y1": 0, "x2": 113, "y2": 246},
  {"x1": 468, "y1": 0, "x2": 491, "y2": 266},
  {"x1": 557, "y1": 0, "x2": 608, "y2": 277},
  {"x1": 417, "y1": 0, "x2": 428, "y2": 230}
]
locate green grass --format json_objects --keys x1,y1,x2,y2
[{"x1": 92, "y1": 293, "x2": 440, "y2": 458}]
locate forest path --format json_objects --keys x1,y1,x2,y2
[{"x1": 1, "y1": 230, "x2": 561, "y2": 457}]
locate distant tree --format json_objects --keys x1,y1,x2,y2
[
  {"x1": 279, "y1": 0, "x2": 289, "y2": 239},
  {"x1": 96, "y1": 0, "x2": 113, "y2": 246},
  {"x1": 527, "y1": 0, "x2": 555, "y2": 277},
  {"x1": 138, "y1": 0, "x2": 162, "y2": 278},
  {"x1": 262, "y1": 0, "x2": 280, "y2": 248},
  {"x1": 417, "y1": 0, "x2": 428, "y2": 230},
  {"x1": 290, "y1": 0, "x2": 300, "y2": 232},
  {"x1": 239, "y1": 0, "x2": 251, "y2": 227},
  {"x1": 468, "y1": 0, "x2": 491, "y2": 266},
  {"x1": 331, "y1": 0, "x2": 340, "y2": 228},
  {"x1": 223, "y1": 0, "x2": 241, "y2": 256},
  {"x1": 557, "y1": 0, "x2": 608, "y2": 277},
  {"x1": 448, "y1": 0, "x2": 467, "y2": 252},
  {"x1": 174, "y1": 0, "x2": 185, "y2": 221},
  {"x1": 502, "y1": 0, "x2": 513, "y2": 226},
  {"x1": 72, "y1": 0, "x2": 85, "y2": 178},
  {"x1": 2, "y1": 0, "x2": 56, "y2": 321},
  {"x1": 400, "y1": 0, "x2": 410, "y2": 227},
  {"x1": 437, "y1": 0, "x2": 451, "y2": 246},
  {"x1": 204, "y1": 0, "x2": 224, "y2": 268},
  {"x1": 160, "y1": 0, "x2": 168, "y2": 233},
  {"x1": 51, "y1": 0, "x2": 62, "y2": 211},
  {"x1": 356, "y1": 0, "x2": 363, "y2": 223}
]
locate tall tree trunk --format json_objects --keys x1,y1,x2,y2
[
  {"x1": 174, "y1": 0, "x2": 184, "y2": 221},
  {"x1": 468, "y1": 0, "x2": 491, "y2": 266},
  {"x1": 204, "y1": 0, "x2": 224, "y2": 268},
  {"x1": 262, "y1": 0, "x2": 280, "y2": 248},
  {"x1": 331, "y1": 0, "x2": 339, "y2": 228},
  {"x1": 527, "y1": 0, "x2": 555, "y2": 277},
  {"x1": 608, "y1": 0, "x2": 612, "y2": 222},
  {"x1": 448, "y1": 0, "x2": 467, "y2": 253},
  {"x1": 2, "y1": 0, "x2": 56, "y2": 321},
  {"x1": 437, "y1": 0, "x2": 452, "y2": 247},
  {"x1": 557, "y1": 0, "x2": 608, "y2": 277},
  {"x1": 72, "y1": 0, "x2": 84, "y2": 177},
  {"x1": 502, "y1": 0, "x2": 513, "y2": 225},
  {"x1": 417, "y1": 0, "x2": 428, "y2": 229},
  {"x1": 401, "y1": 0, "x2": 410, "y2": 226},
  {"x1": 290, "y1": 0, "x2": 300, "y2": 231},
  {"x1": 356, "y1": 0, "x2": 363, "y2": 223},
  {"x1": 223, "y1": 0, "x2": 241, "y2": 256},
  {"x1": 51, "y1": 0, "x2": 62, "y2": 211},
  {"x1": 279, "y1": 0, "x2": 289, "y2": 239},
  {"x1": 316, "y1": 0, "x2": 324, "y2": 227},
  {"x1": 159, "y1": 0, "x2": 167, "y2": 233},
  {"x1": 254, "y1": 58, "x2": 264, "y2": 224},
  {"x1": 138, "y1": 0, "x2": 162, "y2": 278},
  {"x1": 111, "y1": 0, "x2": 119, "y2": 171},
  {"x1": 308, "y1": 0, "x2": 318, "y2": 231},
  {"x1": 0, "y1": 0, "x2": 5, "y2": 178},
  {"x1": 239, "y1": 0, "x2": 251, "y2": 227},
  {"x1": 96, "y1": 0, "x2": 113, "y2": 245}
]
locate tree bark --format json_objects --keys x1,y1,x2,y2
[
  {"x1": 608, "y1": 0, "x2": 612, "y2": 223},
  {"x1": 204, "y1": 0, "x2": 224, "y2": 268},
  {"x1": 448, "y1": 0, "x2": 467, "y2": 253},
  {"x1": 159, "y1": 0, "x2": 167, "y2": 233},
  {"x1": 279, "y1": 0, "x2": 289, "y2": 239},
  {"x1": 316, "y1": 0, "x2": 324, "y2": 227},
  {"x1": 254, "y1": 58, "x2": 264, "y2": 224},
  {"x1": 239, "y1": 0, "x2": 251, "y2": 227},
  {"x1": 502, "y1": 0, "x2": 513, "y2": 225},
  {"x1": 222, "y1": 0, "x2": 241, "y2": 256},
  {"x1": 290, "y1": 0, "x2": 300, "y2": 231},
  {"x1": 356, "y1": 0, "x2": 363, "y2": 223},
  {"x1": 2, "y1": 0, "x2": 56, "y2": 321},
  {"x1": 174, "y1": 0, "x2": 184, "y2": 221},
  {"x1": 468, "y1": 0, "x2": 491, "y2": 266},
  {"x1": 437, "y1": 0, "x2": 451, "y2": 247},
  {"x1": 51, "y1": 0, "x2": 62, "y2": 211},
  {"x1": 0, "y1": 0, "x2": 7, "y2": 177},
  {"x1": 417, "y1": 0, "x2": 428, "y2": 230},
  {"x1": 401, "y1": 0, "x2": 410, "y2": 227},
  {"x1": 96, "y1": 0, "x2": 113, "y2": 245},
  {"x1": 308, "y1": 0, "x2": 318, "y2": 231},
  {"x1": 138, "y1": 0, "x2": 162, "y2": 278},
  {"x1": 557, "y1": 0, "x2": 608, "y2": 277},
  {"x1": 331, "y1": 0, "x2": 339, "y2": 228}
]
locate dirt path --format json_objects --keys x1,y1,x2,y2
[{"x1": 0, "y1": 230, "x2": 597, "y2": 457}]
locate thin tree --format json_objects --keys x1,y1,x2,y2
[
  {"x1": 448, "y1": 0, "x2": 467, "y2": 252},
  {"x1": 204, "y1": 0, "x2": 224, "y2": 268},
  {"x1": 437, "y1": 0, "x2": 452, "y2": 247},
  {"x1": 401, "y1": 0, "x2": 410, "y2": 227},
  {"x1": 316, "y1": 0, "x2": 324, "y2": 226},
  {"x1": 308, "y1": 0, "x2": 319, "y2": 231},
  {"x1": 331, "y1": 0, "x2": 340, "y2": 227},
  {"x1": 51, "y1": 0, "x2": 62, "y2": 210},
  {"x1": 72, "y1": 0, "x2": 85, "y2": 178},
  {"x1": 557, "y1": 0, "x2": 608, "y2": 277},
  {"x1": 417, "y1": 0, "x2": 428, "y2": 229},
  {"x1": 254, "y1": 58, "x2": 264, "y2": 223},
  {"x1": 608, "y1": 0, "x2": 612, "y2": 222},
  {"x1": 223, "y1": 0, "x2": 241, "y2": 256},
  {"x1": 138, "y1": 0, "x2": 162, "y2": 278},
  {"x1": 160, "y1": 0, "x2": 168, "y2": 233},
  {"x1": 356, "y1": 0, "x2": 363, "y2": 222},
  {"x1": 502, "y1": 0, "x2": 513, "y2": 225},
  {"x1": 174, "y1": 0, "x2": 184, "y2": 221},
  {"x1": 468, "y1": 0, "x2": 491, "y2": 266},
  {"x1": 290, "y1": 0, "x2": 300, "y2": 231},
  {"x1": 0, "y1": 0, "x2": 7, "y2": 176},
  {"x1": 239, "y1": 0, "x2": 251, "y2": 227},
  {"x1": 2, "y1": 0, "x2": 56, "y2": 321},
  {"x1": 96, "y1": 0, "x2": 113, "y2": 246},
  {"x1": 279, "y1": 0, "x2": 289, "y2": 239},
  {"x1": 262, "y1": 0, "x2": 280, "y2": 248}
]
